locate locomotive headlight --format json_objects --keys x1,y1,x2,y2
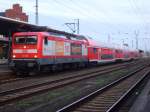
[
  {"x1": 34, "y1": 55, "x2": 37, "y2": 58},
  {"x1": 13, "y1": 55, "x2": 16, "y2": 58},
  {"x1": 24, "y1": 46, "x2": 27, "y2": 48}
]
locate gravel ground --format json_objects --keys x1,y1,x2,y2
[
  {"x1": 0, "y1": 63, "x2": 129, "y2": 93},
  {"x1": 0, "y1": 63, "x2": 143, "y2": 112},
  {"x1": 128, "y1": 75, "x2": 150, "y2": 112},
  {"x1": 0, "y1": 64, "x2": 12, "y2": 73}
]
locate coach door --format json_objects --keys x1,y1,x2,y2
[{"x1": 89, "y1": 47, "x2": 98, "y2": 61}]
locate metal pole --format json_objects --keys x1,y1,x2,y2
[
  {"x1": 136, "y1": 37, "x2": 138, "y2": 49},
  {"x1": 132, "y1": 40, "x2": 134, "y2": 48},
  {"x1": 108, "y1": 34, "x2": 110, "y2": 43},
  {"x1": 145, "y1": 40, "x2": 147, "y2": 52},
  {"x1": 122, "y1": 39, "x2": 124, "y2": 45},
  {"x1": 8, "y1": 30, "x2": 11, "y2": 63},
  {"x1": 135, "y1": 30, "x2": 139, "y2": 49},
  {"x1": 65, "y1": 23, "x2": 76, "y2": 33},
  {"x1": 35, "y1": 0, "x2": 38, "y2": 25},
  {"x1": 65, "y1": 19, "x2": 79, "y2": 34},
  {"x1": 77, "y1": 19, "x2": 79, "y2": 34}
]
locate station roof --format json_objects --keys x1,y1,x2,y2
[{"x1": 0, "y1": 16, "x2": 87, "y2": 40}]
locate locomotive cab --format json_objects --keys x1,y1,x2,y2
[{"x1": 10, "y1": 32, "x2": 41, "y2": 74}]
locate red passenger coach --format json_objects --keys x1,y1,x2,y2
[
  {"x1": 87, "y1": 40, "x2": 116, "y2": 64},
  {"x1": 100, "y1": 47, "x2": 115, "y2": 62},
  {"x1": 129, "y1": 50, "x2": 140, "y2": 59},
  {"x1": 122, "y1": 50, "x2": 130, "y2": 60},
  {"x1": 115, "y1": 49, "x2": 124, "y2": 61},
  {"x1": 11, "y1": 32, "x2": 88, "y2": 74}
]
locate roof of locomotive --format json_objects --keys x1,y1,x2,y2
[
  {"x1": 13, "y1": 32, "x2": 49, "y2": 36},
  {"x1": 13, "y1": 32, "x2": 88, "y2": 42}
]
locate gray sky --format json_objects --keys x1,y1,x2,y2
[{"x1": 1, "y1": 0, "x2": 150, "y2": 51}]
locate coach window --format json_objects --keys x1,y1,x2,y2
[
  {"x1": 116, "y1": 50, "x2": 119, "y2": 53},
  {"x1": 44, "y1": 36, "x2": 48, "y2": 45},
  {"x1": 93, "y1": 48, "x2": 97, "y2": 54}
]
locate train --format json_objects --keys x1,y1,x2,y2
[{"x1": 10, "y1": 31, "x2": 141, "y2": 74}]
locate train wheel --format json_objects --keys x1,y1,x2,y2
[
  {"x1": 78, "y1": 62, "x2": 86, "y2": 68},
  {"x1": 71, "y1": 63, "x2": 78, "y2": 69},
  {"x1": 62, "y1": 64, "x2": 70, "y2": 70},
  {"x1": 16, "y1": 71, "x2": 29, "y2": 77},
  {"x1": 29, "y1": 71, "x2": 37, "y2": 76},
  {"x1": 57, "y1": 64, "x2": 63, "y2": 71}
]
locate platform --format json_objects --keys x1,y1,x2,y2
[
  {"x1": 129, "y1": 77, "x2": 150, "y2": 112},
  {"x1": 0, "y1": 61, "x2": 12, "y2": 73},
  {"x1": 0, "y1": 59, "x2": 8, "y2": 65}
]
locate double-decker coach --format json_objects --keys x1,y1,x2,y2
[{"x1": 87, "y1": 39, "x2": 116, "y2": 64}]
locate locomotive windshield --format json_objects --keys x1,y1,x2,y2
[{"x1": 15, "y1": 36, "x2": 37, "y2": 44}]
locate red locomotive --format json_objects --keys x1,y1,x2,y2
[{"x1": 10, "y1": 32, "x2": 141, "y2": 74}]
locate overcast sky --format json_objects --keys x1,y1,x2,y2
[{"x1": 0, "y1": 0, "x2": 150, "y2": 51}]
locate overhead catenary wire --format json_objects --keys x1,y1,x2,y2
[
  {"x1": 52, "y1": 0, "x2": 122, "y2": 42},
  {"x1": 132, "y1": 0, "x2": 148, "y2": 30},
  {"x1": 69, "y1": 0, "x2": 120, "y2": 30},
  {"x1": 7, "y1": 0, "x2": 147, "y2": 51},
  {"x1": 127, "y1": 0, "x2": 146, "y2": 49},
  {"x1": 52, "y1": 0, "x2": 106, "y2": 37},
  {"x1": 128, "y1": 0, "x2": 145, "y2": 30},
  {"x1": 68, "y1": 0, "x2": 136, "y2": 47}
]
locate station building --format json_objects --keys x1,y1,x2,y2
[
  {"x1": 0, "y1": 4, "x2": 28, "y2": 22},
  {"x1": 0, "y1": 4, "x2": 28, "y2": 62},
  {"x1": 0, "y1": 35, "x2": 9, "y2": 59}
]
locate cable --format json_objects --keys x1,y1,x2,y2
[
  {"x1": 68, "y1": 0, "x2": 130, "y2": 45},
  {"x1": 128, "y1": 0, "x2": 145, "y2": 30},
  {"x1": 132, "y1": 0, "x2": 148, "y2": 29},
  {"x1": 52, "y1": 0, "x2": 105, "y2": 37},
  {"x1": 53, "y1": 0, "x2": 119, "y2": 37},
  {"x1": 69, "y1": 0, "x2": 114, "y2": 25}
]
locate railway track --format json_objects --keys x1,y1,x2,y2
[
  {"x1": 0, "y1": 60, "x2": 140, "y2": 85},
  {"x1": 57, "y1": 65, "x2": 150, "y2": 112},
  {"x1": 0, "y1": 61, "x2": 143, "y2": 106},
  {"x1": 0, "y1": 77, "x2": 23, "y2": 85},
  {"x1": 0, "y1": 70, "x2": 18, "y2": 84}
]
